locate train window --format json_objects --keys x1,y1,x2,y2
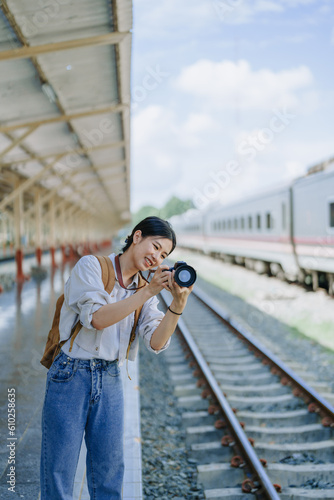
[
  {"x1": 330, "y1": 203, "x2": 334, "y2": 228},
  {"x1": 266, "y1": 212, "x2": 271, "y2": 229},
  {"x1": 257, "y1": 214, "x2": 261, "y2": 229},
  {"x1": 222, "y1": 220, "x2": 226, "y2": 230},
  {"x1": 228, "y1": 219, "x2": 231, "y2": 230},
  {"x1": 282, "y1": 203, "x2": 286, "y2": 230},
  {"x1": 248, "y1": 216, "x2": 252, "y2": 230},
  {"x1": 241, "y1": 217, "x2": 245, "y2": 229},
  {"x1": 234, "y1": 218, "x2": 238, "y2": 229}
]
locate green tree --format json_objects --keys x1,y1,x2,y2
[
  {"x1": 131, "y1": 196, "x2": 194, "y2": 227},
  {"x1": 131, "y1": 205, "x2": 160, "y2": 228},
  {"x1": 160, "y1": 196, "x2": 194, "y2": 219}
]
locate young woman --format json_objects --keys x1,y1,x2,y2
[{"x1": 40, "y1": 216, "x2": 193, "y2": 499}]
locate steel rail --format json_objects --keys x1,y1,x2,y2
[
  {"x1": 192, "y1": 286, "x2": 334, "y2": 420},
  {"x1": 160, "y1": 289, "x2": 281, "y2": 500}
]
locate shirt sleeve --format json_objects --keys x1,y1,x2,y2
[
  {"x1": 64, "y1": 255, "x2": 112, "y2": 330},
  {"x1": 137, "y1": 294, "x2": 170, "y2": 354}
]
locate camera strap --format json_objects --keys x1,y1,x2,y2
[{"x1": 115, "y1": 254, "x2": 149, "y2": 291}]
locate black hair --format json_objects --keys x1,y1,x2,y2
[{"x1": 121, "y1": 216, "x2": 176, "y2": 254}]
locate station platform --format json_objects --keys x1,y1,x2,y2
[{"x1": 0, "y1": 255, "x2": 143, "y2": 500}]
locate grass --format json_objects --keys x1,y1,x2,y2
[{"x1": 172, "y1": 249, "x2": 334, "y2": 355}]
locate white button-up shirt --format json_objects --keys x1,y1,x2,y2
[{"x1": 60, "y1": 253, "x2": 169, "y2": 364}]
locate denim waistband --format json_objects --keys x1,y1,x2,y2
[{"x1": 58, "y1": 350, "x2": 118, "y2": 369}]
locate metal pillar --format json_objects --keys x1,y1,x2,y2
[
  {"x1": 14, "y1": 180, "x2": 25, "y2": 281},
  {"x1": 60, "y1": 204, "x2": 67, "y2": 265},
  {"x1": 1, "y1": 216, "x2": 7, "y2": 257},
  {"x1": 327, "y1": 273, "x2": 334, "y2": 297},
  {"x1": 312, "y1": 270, "x2": 319, "y2": 292},
  {"x1": 35, "y1": 188, "x2": 42, "y2": 266},
  {"x1": 49, "y1": 197, "x2": 57, "y2": 268}
]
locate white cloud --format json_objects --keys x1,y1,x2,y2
[
  {"x1": 134, "y1": 0, "x2": 330, "y2": 36},
  {"x1": 131, "y1": 105, "x2": 223, "y2": 210},
  {"x1": 130, "y1": 59, "x2": 325, "y2": 212},
  {"x1": 174, "y1": 59, "x2": 314, "y2": 112},
  {"x1": 130, "y1": 0, "x2": 333, "y2": 215}
]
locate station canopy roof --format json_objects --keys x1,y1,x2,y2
[{"x1": 0, "y1": 0, "x2": 133, "y2": 230}]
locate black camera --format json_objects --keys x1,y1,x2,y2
[{"x1": 166, "y1": 261, "x2": 197, "y2": 287}]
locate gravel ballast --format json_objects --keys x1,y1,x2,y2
[
  {"x1": 170, "y1": 249, "x2": 334, "y2": 392},
  {"x1": 139, "y1": 338, "x2": 205, "y2": 500}
]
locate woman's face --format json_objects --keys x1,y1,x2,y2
[{"x1": 132, "y1": 231, "x2": 173, "y2": 271}]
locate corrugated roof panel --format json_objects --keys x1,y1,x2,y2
[
  {"x1": 7, "y1": 0, "x2": 113, "y2": 44},
  {"x1": 71, "y1": 112, "x2": 123, "y2": 144},
  {"x1": 0, "y1": 0, "x2": 132, "y2": 229},
  {"x1": 89, "y1": 146, "x2": 124, "y2": 165},
  {"x1": 0, "y1": 59, "x2": 58, "y2": 122}
]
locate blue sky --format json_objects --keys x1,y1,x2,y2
[{"x1": 130, "y1": 0, "x2": 334, "y2": 212}]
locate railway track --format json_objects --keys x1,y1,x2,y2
[{"x1": 159, "y1": 287, "x2": 334, "y2": 500}]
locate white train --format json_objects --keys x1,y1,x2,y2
[{"x1": 170, "y1": 159, "x2": 334, "y2": 295}]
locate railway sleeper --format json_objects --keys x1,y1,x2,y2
[
  {"x1": 197, "y1": 462, "x2": 246, "y2": 490},
  {"x1": 177, "y1": 394, "x2": 209, "y2": 411},
  {"x1": 170, "y1": 372, "x2": 194, "y2": 383},
  {"x1": 266, "y1": 463, "x2": 334, "y2": 488},
  {"x1": 190, "y1": 440, "x2": 233, "y2": 464},
  {"x1": 180, "y1": 408, "x2": 318, "y2": 429},
  {"x1": 174, "y1": 381, "x2": 290, "y2": 399},
  {"x1": 174, "y1": 383, "x2": 205, "y2": 398},
  {"x1": 182, "y1": 410, "x2": 218, "y2": 428},
  {"x1": 200, "y1": 463, "x2": 334, "y2": 499},
  {"x1": 279, "y1": 487, "x2": 334, "y2": 499},
  {"x1": 186, "y1": 425, "x2": 224, "y2": 446},
  {"x1": 193, "y1": 343, "x2": 246, "y2": 352},
  {"x1": 254, "y1": 439, "x2": 334, "y2": 462},
  {"x1": 244, "y1": 423, "x2": 333, "y2": 444},
  {"x1": 204, "y1": 487, "x2": 334, "y2": 499},
  {"x1": 209, "y1": 362, "x2": 267, "y2": 373},
  {"x1": 204, "y1": 488, "x2": 257, "y2": 499},
  {"x1": 236, "y1": 409, "x2": 319, "y2": 427},
  {"x1": 215, "y1": 371, "x2": 276, "y2": 385},
  {"x1": 226, "y1": 393, "x2": 302, "y2": 412},
  {"x1": 185, "y1": 423, "x2": 332, "y2": 447},
  {"x1": 203, "y1": 355, "x2": 256, "y2": 365},
  {"x1": 217, "y1": 382, "x2": 290, "y2": 397},
  {"x1": 196, "y1": 348, "x2": 249, "y2": 357},
  {"x1": 167, "y1": 363, "x2": 194, "y2": 376}
]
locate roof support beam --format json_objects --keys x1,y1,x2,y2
[
  {"x1": 0, "y1": 104, "x2": 127, "y2": 133},
  {"x1": 75, "y1": 160, "x2": 125, "y2": 177},
  {"x1": 0, "y1": 32, "x2": 130, "y2": 62},
  {"x1": 0, "y1": 141, "x2": 125, "y2": 167},
  {"x1": 0, "y1": 153, "x2": 65, "y2": 211},
  {"x1": 0, "y1": 125, "x2": 39, "y2": 160}
]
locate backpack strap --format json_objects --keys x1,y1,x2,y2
[
  {"x1": 67, "y1": 256, "x2": 149, "y2": 381},
  {"x1": 96, "y1": 255, "x2": 116, "y2": 294},
  {"x1": 69, "y1": 256, "x2": 116, "y2": 352},
  {"x1": 125, "y1": 272, "x2": 148, "y2": 379}
]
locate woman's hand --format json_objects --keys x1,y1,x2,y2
[
  {"x1": 162, "y1": 269, "x2": 194, "y2": 312},
  {"x1": 147, "y1": 265, "x2": 170, "y2": 296}
]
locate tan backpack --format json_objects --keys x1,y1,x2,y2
[{"x1": 40, "y1": 255, "x2": 147, "y2": 376}]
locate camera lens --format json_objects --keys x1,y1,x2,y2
[
  {"x1": 178, "y1": 269, "x2": 191, "y2": 283},
  {"x1": 174, "y1": 265, "x2": 197, "y2": 287}
]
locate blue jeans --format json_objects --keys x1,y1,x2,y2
[{"x1": 40, "y1": 350, "x2": 124, "y2": 500}]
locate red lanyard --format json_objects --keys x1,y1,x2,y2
[{"x1": 115, "y1": 254, "x2": 149, "y2": 291}]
